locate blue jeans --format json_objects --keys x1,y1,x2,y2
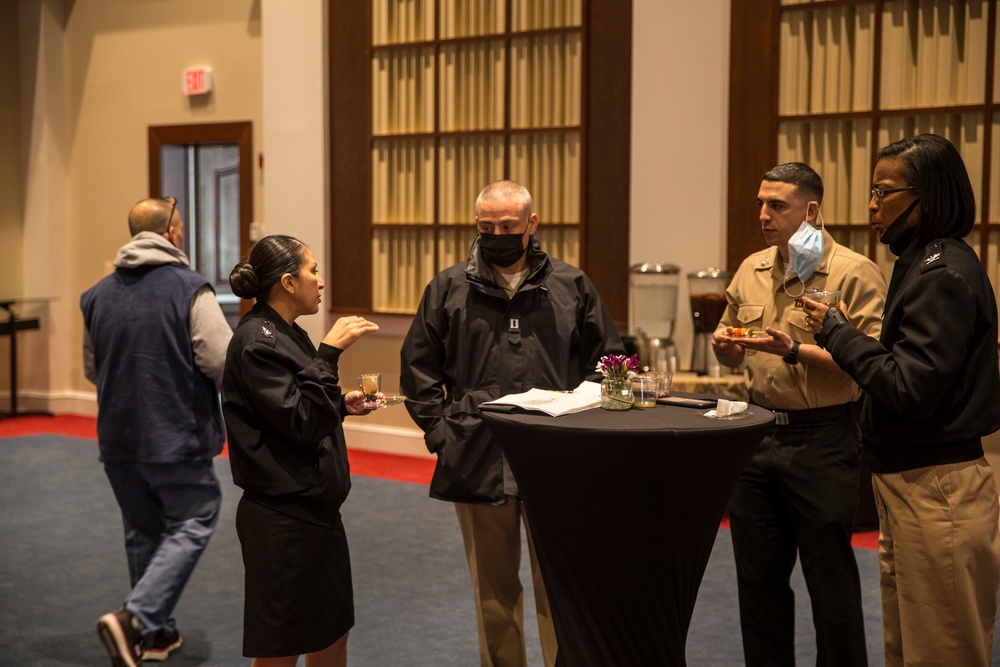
[{"x1": 104, "y1": 459, "x2": 222, "y2": 643}]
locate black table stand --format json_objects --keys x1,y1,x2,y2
[
  {"x1": 0, "y1": 300, "x2": 53, "y2": 419},
  {"x1": 482, "y1": 401, "x2": 775, "y2": 666}
]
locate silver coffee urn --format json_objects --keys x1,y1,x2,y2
[
  {"x1": 688, "y1": 267, "x2": 734, "y2": 375},
  {"x1": 627, "y1": 262, "x2": 679, "y2": 373}
]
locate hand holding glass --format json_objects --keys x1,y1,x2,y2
[
  {"x1": 357, "y1": 373, "x2": 406, "y2": 409},
  {"x1": 797, "y1": 288, "x2": 841, "y2": 308},
  {"x1": 359, "y1": 373, "x2": 381, "y2": 409}
]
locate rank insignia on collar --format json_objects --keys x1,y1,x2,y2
[
  {"x1": 261, "y1": 320, "x2": 274, "y2": 338},
  {"x1": 923, "y1": 252, "x2": 941, "y2": 265}
]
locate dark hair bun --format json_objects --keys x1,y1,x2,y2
[{"x1": 229, "y1": 262, "x2": 260, "y2": 300}]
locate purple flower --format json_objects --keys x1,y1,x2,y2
[{"x1": 596, "y1": 353, "x2": 641, "y2": 377}]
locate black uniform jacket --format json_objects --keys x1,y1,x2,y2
[
  {"x1": 222, "y1": 302, "x2": 351, "y2": 526},
  {"x1": 823, "y1": 234, "x2": 1000, "y2": 473},
  {"x1": 400, "y1": 236, "x2": 624, "y2": 504}
]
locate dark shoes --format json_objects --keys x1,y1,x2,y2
[
  {"x1": 96, "y1": 608, "x2": 145, "y2": 667},
  {"x1": 142, "y1": 627, "x2": 183, "y2": 661}
]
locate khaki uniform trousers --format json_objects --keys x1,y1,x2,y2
[
  {"x1": 872, "y1": 457, "x2": 1000, "y2": 667},
  {"x1": 455, "y1": 498, "x2": 558, "y2": 667}
]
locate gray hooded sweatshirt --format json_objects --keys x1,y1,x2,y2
[{"x1": 83, "y1": 232, "x2": 232, "y2": 384}]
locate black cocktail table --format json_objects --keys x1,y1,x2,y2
[{"x1": 481, "y1": 398, "x2": 773, "y2": 666}]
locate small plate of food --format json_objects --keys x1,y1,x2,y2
[
  {"x1": 724, "y1": 326, "x2": 770, "y2": 339},
  {"x1": 364, "y1": 395, "x2": 408, "y2": 409}
]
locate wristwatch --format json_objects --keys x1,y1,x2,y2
[
  {"x1": 814, "y1": 307, "x2": 850, "y2": 348},
  {"x1": 782, "y1": 340, "x2": 800, "y2": 365}
]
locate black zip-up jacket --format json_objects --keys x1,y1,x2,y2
[
  {"x1": 821, "y1": 233, "x2": 1000, "y2": 473},
  {"x1": 222, "y1": 302, "x2": 352, "y2": 526},
  {"x1": 400, "y1": 236, "x2": 624, "y2": 503}
]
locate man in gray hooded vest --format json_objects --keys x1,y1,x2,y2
[{"x1": 81, "y1": 196, "x2": 232, "y2": 666}]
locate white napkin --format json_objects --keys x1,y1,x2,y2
[{"x1": 705, "y1": 399, "x2": 748, "y2": 418}]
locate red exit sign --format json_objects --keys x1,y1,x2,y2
[{"x1": 183, "y1": 67, "x2": 214, "y2": 96}]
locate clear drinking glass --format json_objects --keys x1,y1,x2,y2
[
  {"x1": 632, "y1": 375, "x2": 659, "y2": 408},
  {"x1": 799, "y1": 288, "x2": 842, "y2": 307},
  {"x1": 648, "y1": 371, "x2": 674, "y2": 397},
  {"x1": 359, "y1": 373, "x2": 381, "y2": 409}
]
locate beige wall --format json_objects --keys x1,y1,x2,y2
[
  {"x1": 260, "y1": 0, "x2": 327, "y2": 343},
  {"x1": 2, "y1": 0, "x2": 734, "y2": 455},
  {"x1": 65, "y1": 0, "x2": 263, "y2": 395},
  {"x1": 0, "y1": 2, "x2": 24, "y2": 397},
  {"x1": 5, "y1": 0, "x2": 262, "y2": 414},
  {"x1": 0, "y1": 3, "x2": 24, "y2": 303},
  {"x1": 630, "y1": 0, "x2": 730, "y2": 366},
  {"x1": 10, "y1": 0, "x2": 70, "y2": 406}
]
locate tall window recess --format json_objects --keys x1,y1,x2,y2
[
  {"x1": 728, "y1": 0, "x2": 1000, "y2": 305},
  {"x1": 330, "y1": 0, "x2": 632, "y2": 322}
]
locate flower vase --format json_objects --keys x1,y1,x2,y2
[{"x1": 601, "y1": 376, "x2": 634, "y2": 410}]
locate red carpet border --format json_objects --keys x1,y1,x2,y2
[
  {"x1": 719, "y1": 516, "x2": 877, "y2": 550},
  {"x1": 0, "y1": 414, "x2": 98, "y2": 439},
  {"x1": 0, "y1": 414, "x2": 877, "y2": 548},
  {"x1": 0, "y1": 414, "x2": 435, "y2": 486}
]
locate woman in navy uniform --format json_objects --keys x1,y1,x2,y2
[
  {"x1": 807, "y1": 134, "x2": 1000, "y2": 666},
  {"x1": 222, "y1": 234, "x2": 379, "y2": 667}
]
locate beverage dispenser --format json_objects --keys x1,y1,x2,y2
[
  {"x1": 628, "y1": 262, "x2": 679, "y2": 373},
  {"x1": 688, "y1": 267, "x2": 734, "y2": 375}
]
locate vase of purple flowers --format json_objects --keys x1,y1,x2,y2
[{"x1": 597, "y1": 353, "x2": 640, "y2": 410}]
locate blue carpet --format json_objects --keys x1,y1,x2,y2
[{"x1": 1, "y1": 434, "x2": 998, "y2": 665}]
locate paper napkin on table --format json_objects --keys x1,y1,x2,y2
[{"x1": 704, "y1": 399, "x2": 748, "y2": 418}]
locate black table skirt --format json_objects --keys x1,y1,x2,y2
[{"x1": 481, "y1": 399, "x2": 774, "y2": 667}]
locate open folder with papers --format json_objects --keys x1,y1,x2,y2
[{"x1": 479, "y1": 381, "x2": 603, "y2": 417}]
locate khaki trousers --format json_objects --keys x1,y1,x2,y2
[
  {"x1": 455, "y1": 498, "x2": 558, "y2": 667},
  {"x1": 872, "y1": 457, "x2": 1000, "y2": 667}
]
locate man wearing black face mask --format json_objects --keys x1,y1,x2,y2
[{"x1": 400, "y1": 180, "x2": 623, "y2": 667}]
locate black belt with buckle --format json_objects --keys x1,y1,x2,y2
[{"x1": 771, "y1": 403, "x2": 853, "y2": 426}]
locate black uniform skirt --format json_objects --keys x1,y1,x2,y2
[{"x1": 236, "y1": 495, "x2": 355, "y2": 657}]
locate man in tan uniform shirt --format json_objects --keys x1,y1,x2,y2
[{"x1": 711, "y1": 162, "x2": 886, "y2": 666}]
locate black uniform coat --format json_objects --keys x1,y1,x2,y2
[
  {"x1": 222, "y1": 302, "x2": 352, "y2": 526},
  {"x1": 822, "y1": 233, "x2": 1000, "y2": 473},
  {"x1": 400, "y1": 236, "x2": 624, "y2": 503}
]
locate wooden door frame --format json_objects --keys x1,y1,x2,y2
[
  {"x1": 148, "y1": 121, "x2": 254, "y2": 315},
  {"x1": 148, "y1": 121, "x2": 253, "y2": 263}
]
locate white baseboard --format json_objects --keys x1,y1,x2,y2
[
  {"x1": 1, "y1": 389, "x2": 98, "y2": 417},
  {"x1": 5, "y1": 390, "x2": 432, "y2": 459},
  {"x1": 342, "y1": 422, "x2": 433, "y2": 459}
]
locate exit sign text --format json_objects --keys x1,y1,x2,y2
[{"x1": 183, "y1": 67, "x2": 214, "y2": 96}]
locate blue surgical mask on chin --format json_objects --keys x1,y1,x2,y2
[{"x1": 785, "y1": 219, "x2": 824, "y2": 284}]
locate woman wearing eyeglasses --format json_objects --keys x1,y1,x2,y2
[
  {"x1": 222, "y1": 234, "x2": 379, "y2": 667},
  {"x1": 805, "y1": 134, "x2": 1000, "y2": 666}
]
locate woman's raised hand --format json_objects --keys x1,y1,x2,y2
[{"x1": 322, "y1": 316, "x2": 380, "y2": 350}]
